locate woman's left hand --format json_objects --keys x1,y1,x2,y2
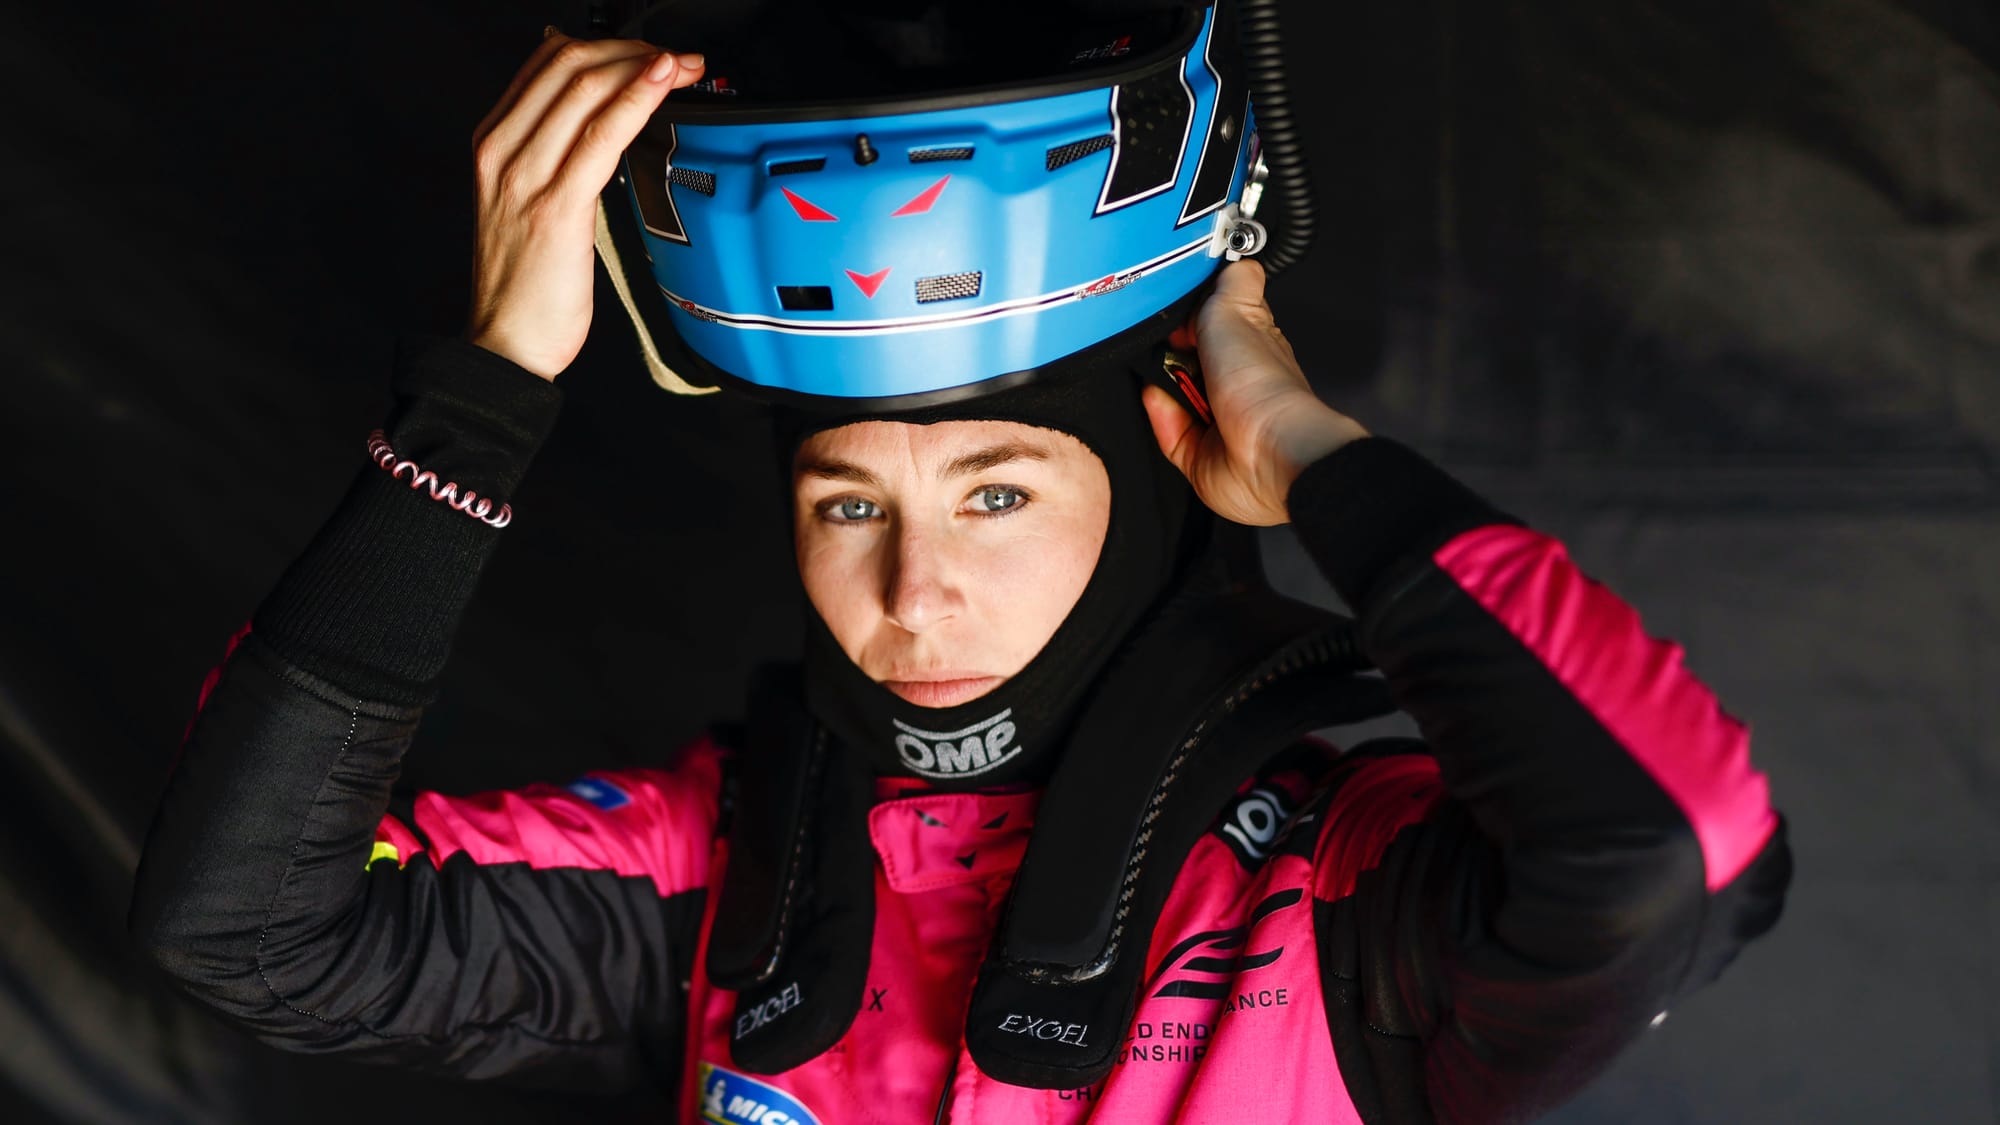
[{"x1": 1141, "y1": 260, "x2": 1371, "y2": 526}]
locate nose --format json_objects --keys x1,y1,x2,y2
[{"x1": 880, "y1": 520, "x2": 962, "y2": 635}]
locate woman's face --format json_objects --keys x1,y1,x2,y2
[{"x1": 793, "y1": 419, "x2": 1112, "y2": 709}]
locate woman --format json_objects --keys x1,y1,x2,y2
[{"x1": 130, "y1": 22, "x2": 1790, "y2": 1125}]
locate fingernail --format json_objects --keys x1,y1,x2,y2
[
  {"x1": 541, "y1": 24, "x2": 560, "y2": 40},
  {"x1": 679, "y1": 52, "x2": 705, "y2": 69},
  {"x1": 645, "y1": 51, "x2": 678, "y2": 83}
]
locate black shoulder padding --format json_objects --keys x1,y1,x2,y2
[
  {"x1": 707, "y1": 591, "x2": 1403, "y2": 1090},
  {"x1": 708, "y1": 663, "x2": 878, "y2": 1075},
  {"x1": 964, "y1": 588, "x2": 1397, "y2": 1089},
  {"x1": 707, "y1": 663, "x2": 816, "y2": 990}
]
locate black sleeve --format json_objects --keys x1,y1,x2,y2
[
  {"x1": 128, "y1": 339, "x2": 705, "y2": 1090},
  {"x1": 1285, "y1": 437, "x2": 1792, "y2": 1125},
  {"x1": 253, "y1": 334, "x2": 566, "y2": 706}
]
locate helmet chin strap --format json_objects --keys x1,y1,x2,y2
[{"x1": 593, "y1": 197, "x2": 720, "y2": 397}]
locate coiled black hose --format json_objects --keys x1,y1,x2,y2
[{"x1": 1239, "y1": 0, "x2": 1316, "y2": 276}]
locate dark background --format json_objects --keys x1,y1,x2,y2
[{"x1": 2, "y1": 1, "x2": 1994, "y2": 1121}]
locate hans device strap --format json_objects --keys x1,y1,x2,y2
[
  {"x1": 708, "y1": 665, "x2": 877, "y2": 1074},
  {"x1": 964, "y1": 590, "x2": 1392, "y2": 1088},
  {"x1": 708, "y1": 589, "x2": 1396, "y2": 1084}
]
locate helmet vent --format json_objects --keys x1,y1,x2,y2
[
  {"x1": 915, "y1": 271, "x2": 983, "y2": 303},
  {"x1": 776, "y1": 285, "x2": 835, "y2": 311},
  {"x1": 667, "y1": 166, "x2": 717, "y2": 196},
  {"x1": 1045, "y1": 134, "x2": 1113, "y2": 171},
  {"x1": 910, "y1": 146, "x2": 974, "y2": 163},
  {"x1": 769, "y1": 157, "x2": 828, "y2": 176}
]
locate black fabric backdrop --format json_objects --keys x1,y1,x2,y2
[{"x1": 2, "y1": 1, "x2": 1994, "y2": 1121}]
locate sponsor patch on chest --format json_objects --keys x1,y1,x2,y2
[
  {"x1": 1211, "y1": 783, "x2": 1296, "y2": 867},
  {"x1": 698, "y1": 1062, "x2": 823, "y2": 1125},
  {"x1": 996, "y1": 1012, "x2": 1091, "y2": 1046},
  {"x1": 734, "y1": 981, "x2": 804, "y2": 1040}
]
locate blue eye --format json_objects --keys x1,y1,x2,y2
[
  {"x1": 831, "y1": 498, "x2": 878, "y2": 522},
  {"x1": 818, "y1": 487, "x2": 1030, "y2": 527},
  {"x1": 973, "y1": 487, "x2": 1027, "y2": 515}
]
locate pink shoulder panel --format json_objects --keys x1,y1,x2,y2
[{"x1": 389, "y1": 736, "x2": 728, "y2": 898}]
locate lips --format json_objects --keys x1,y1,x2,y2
[{"x1": 883, "y1": 676, "x2": 1003, "y2": 708}]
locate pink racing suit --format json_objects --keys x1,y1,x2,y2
[
  {"x1": 129, "y1": 338, "x2": 1789, "y2": 1124},
  {"x1": 676, "y1": 747, "x2": 1428, "y2": 1122}
]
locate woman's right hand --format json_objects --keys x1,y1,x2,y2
[{"x1": 464, "y1": 29, "x2": 707, "y2": 380}]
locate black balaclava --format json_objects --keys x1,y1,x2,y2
[{"x1": 771, "y1": 340, "x2": 1220, "y2": 792}]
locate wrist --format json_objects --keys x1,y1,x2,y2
[
  {"x1": 463, "y1": 329, "x2": 563, "y2": 382},
  {"x1": 1271, "y1": 404, "x2": 1370, "y2": 498}
]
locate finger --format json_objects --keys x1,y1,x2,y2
[
  {"x1": 507, "y1": 50, "x2": 659, "y2": 191},
  {"x1": 512, "y1": 48, "x2": 707, "y2": 192},
  {"x1": 1200, "y1": 262, "x2": 1271, "y2": 339},
  {"x1": 1141, "y1": 384, "x2": 1204, "y2": 482},
  {"x1": 479, "y1": 37, "x2": 662, "y2": 171},
  {"x1": 472, "y1": 29, "x2": 571, "y2": 148},
  {"x1": 1211, "y1": 257, "x2": 1268, "y2": 303},
  {"x1": 1194, "y1": 260, "x2": 1288, "y2": 379},
  {"x1": 552, "y1": 52, "x2": 708, "y2": 203}
]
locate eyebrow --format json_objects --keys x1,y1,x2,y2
[{"x1": 796, "y1": 440, "x2": 1054, "y2": 489}]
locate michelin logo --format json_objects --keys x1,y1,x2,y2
[
  {"x1": 893, "y1": 709, "x2": 1020, "y2": 779},
  {"x1": 565, "y1": 776, "x2": 631, "y2": 811},
  {"x1": 699, "y1": 1062, "x2": 823, "y2": 1125}
]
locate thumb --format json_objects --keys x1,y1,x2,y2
[
  {"x1": 1210, "y1": 256, "x2": 1268, "y2": 304},
  {"x1": 1141, "y1": 383, "x2": 1201, "y2": 482}
]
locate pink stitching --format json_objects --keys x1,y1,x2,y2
[{"x1": 366, "y1": 429, "x2": 513, "y2": 528}]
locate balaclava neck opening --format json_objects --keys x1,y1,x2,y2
[{"x1": 773, "y1": 342, "x2": 1220, "y2": 792}]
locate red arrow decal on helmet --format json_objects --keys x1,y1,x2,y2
[
  {"x1": 845, "y1": 267, "x2": 891, "y2": 298},
  {"x1": 892, "y1": 175, "x2": 951, "y2": 217},
  {"x1": 781, "y1": 187, "x2": 838, "y2": 221}
]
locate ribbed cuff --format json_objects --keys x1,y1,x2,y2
[
  {"x1": 1284, "y1": 436, "x2": 1520, "y2": 613},
  {"x1": 380, "y1": 334, "x2": 566, "y2": 496},
  {"x1": 252, "y1": 336, "x2": 565, "y2": 706}
]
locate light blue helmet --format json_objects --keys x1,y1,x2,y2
[{"x1": 592, "y1": 0, "x2": 1303, "y2": 408}]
